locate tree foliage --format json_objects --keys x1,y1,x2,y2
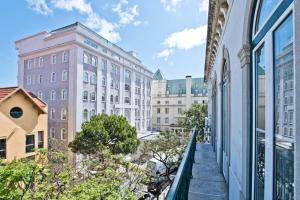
[
  {"x1": 140, "y1": 131, "x2": 189, "y2": 183},
  {"x1": 0, "y1": 149, "x2": 139, "y2": 200},
  {"x1": 69, "y1": 114, "x2": 139, "y2": 155},
  {"x1": 179, "y1": 104, "x2": 208, "y2": 133}
]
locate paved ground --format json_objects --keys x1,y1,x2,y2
[{"x1": 188, "y1": 144, "x2": 228, "y2": 200}]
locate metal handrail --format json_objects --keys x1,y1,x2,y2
[{"x1": 166, "y1": 129, "x2": 197, "y2": 200}]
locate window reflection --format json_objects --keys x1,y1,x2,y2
[
  {"x1": 274, "y1": 15, "x2": 294, "y2": 200},
  {"x1": 255, "y1": 0, "x2": 281, "y2": 32},
  {"x1": 255, "y1": 45, "x2": 265, "y2": 200}
]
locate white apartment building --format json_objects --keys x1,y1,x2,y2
[
  {"x1": 15, "y1": 22, "x2": 153, "y2": 153},
  {"x1": 152, "y1": 69, "x2": 208, "y2": 132},
  {"x1": 204, "y1": 0, "x2": 300, "y2": 199}
]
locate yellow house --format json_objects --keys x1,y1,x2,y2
[{"x1": 0, "y1": 87, "x2": 48, "y2": 161}]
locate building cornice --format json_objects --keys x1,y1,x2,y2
[{"x1": 204, "y1": 0, "x2": 230, "y2": 82}]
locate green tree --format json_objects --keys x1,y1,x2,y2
[
  {"x1": 69, "y1": 114, "x2": 139, "y2": 155},
  {"x1": 0, "y1": 149, "x2": 139, "y2": 200},
  {"x1": 179, "y1": 104, "x2": 207, "y2": 135},
  {"x1": 141, "y1": 131, "x2": 189, "y2": 183}
]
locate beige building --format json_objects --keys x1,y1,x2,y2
[
  {"x1": 151, "y1": 70, "x2": 208, "y2": 132},
  {"x1": 0, "y1": 87, "x2": 48, "y2": 161}
]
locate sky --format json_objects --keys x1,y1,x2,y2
[{"x1": 0, "y1": 0, "x2": 208, "y2": 87}]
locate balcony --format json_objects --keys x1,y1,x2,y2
[{"x1": 166, "y1": 130, "x2": 227, "y2": 200}]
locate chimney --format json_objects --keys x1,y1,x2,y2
[{"x1": 186, "y1": 75, "x2": 192, "y2": 107}]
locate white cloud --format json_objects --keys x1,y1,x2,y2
[
  {"x1": 158, "y1": 25, "x2": 207, "y2": 59},
  {"x1": 112, "y1": 0, "x2": 140, "y2": 25},
  {"x1": 51, "y1": 0, "x2": 93, "y2": 14},
  {"x1": 26, "y1": 0, "x2": 52, "y2": 15},
  {"x1": 160, "y1": 0, "x2": 183, "y2": 12},
  {"x1": 163, "y1": 25, "x2": 207, "y2": 50},
  {"x1": 199, "y1": 0, "x2": 209, "y2": 13},
  {"x1": 26, "y1": 0, "x2": 121, "y2": 43},
  {"x1": 85, "y1": 13, "x2": 121, "y2": 43},
  {"x1": 157, "y1": 49, "x2": 174, "y2": 60}
]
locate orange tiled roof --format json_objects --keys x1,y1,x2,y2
[
  {"x1": 0, "y1": 87, "x2": 18, "y2": 101},
  {"x1": 0, "y1": 86, "x2": 47, "y2": 112},
  {"x1": 28, "y1": 92, "x2": 47, "y2": 108}
]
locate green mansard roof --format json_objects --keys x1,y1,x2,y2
[
  {"x1": 166, "y1": 78, "x2": 207, "y2": 95},
  {"x1": 153, "y1": 69, "x2": 164, "y2": 80}
]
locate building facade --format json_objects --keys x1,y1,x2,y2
[
  {"x1": 204, "y1": 0, "x2": 300, "y2": 199},
  {"x1": 152, "y1": 70, "x2": 208, "y2": 132},
  {"x1": 0, "y1": 87, "x2": 48, "y2": 161},
  {"x1": 15, "y1": 22, "x2": 153, "y2": 154}
]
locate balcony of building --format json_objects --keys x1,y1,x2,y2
[{"x1": 166, "y1": 129, "x2": 227, "y2": 200}]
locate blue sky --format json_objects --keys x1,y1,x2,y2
[{"x1": 0, "y1": 0, "x2": 208, "y2": 87}]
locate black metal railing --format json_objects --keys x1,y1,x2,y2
[{"x1": 166, "y1": 129, "x2": 197, "y2": 200}]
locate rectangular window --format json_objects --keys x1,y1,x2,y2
[
  {"x1": 0, "y1": 138, "x2": 6, "y2": 159},
  {"x1": 39, "y1": 75, "x2": 43, "y2": 84},
  {"x1": 165, "y1": 108, "x2": 169, "y2": 114},
  {"x1": 274, "y1": 15, "x2": 294, "y2": 199},
  {"x1": 83, "y1": 53, "x2": 88, "y2": 64},
  {"x1": 157, "y1": 117, "x2": 160, "y2": 124},
  {"x1": 26, "y1": 134, "x2": 35, "y2": 153},
  {"x1": 38, "y1": 57, "x2": 43, "y2": 67},
  {"x1": 63, "y1": 52, "x2": 68, "y2": 62},
  {"x1": 157, "y1": 108, "x2": 160, "y2": 114},
  {"x1": 91, "y1": 56, "x2": 97, "y2": 67},
  {"x1": 38, "y1": 131, "x2": 44, "y2": 149},
  {"x1": 165, "y1": 117, "x2": 169, "y2": 124},
  {"x1": 51, "y1": 72, "x2": 56, "y2": 82},
  {"x1": 178, "y1": 108, "x2": 182, "y2": 114},
  {"x1": 51, "y1": 54, "x2": 57, "y2": 64},
  {"x1": 254, "y1": 44, "x2": 266, "y2": 199}
]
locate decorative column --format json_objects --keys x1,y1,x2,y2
[{"x1": 238, "y1": 44, "x2": 251, "y2": 200}]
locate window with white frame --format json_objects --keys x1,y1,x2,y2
[
  {"x1": 90, "y1": 74, "x2": 97, "y2": 84},
  {"x1": 83, "y1": 53, "x2": 88, "y2": 64},
  {"x1": 61, "y1": 108, "x2": 67, "y2": 120},
  {"x1": 50, "y1": 108, "x2": 55, "y2": 119},
  {"x1": 115, "y1": 95, "x2": 119, "y2": 103},
  {"x1": 61, "y1": 89, "x2": 67, "y2": 100},
  {"x1": 27, "y1": 76, "x2": 31, "y2": 85},
  {"x1": 124, "y1": 97, "x2": 130, "y2": 104},
  {"x1": 83, "y1": 109, "x2": 88, "y2": 122},
  {"x1": 50, "y1": 90, "x2": 56, "y2": 100},
  {"x1": 90, "y1": 92, "x2": 96, "y2": 101},
  {"x1": 252, "y1": 1, "x2": 294, "y2": 198},
  {"x1": 51, "y1": 54, "x2": 57, "y2": 64},
  {"x1": 102, "y1": 77, "x2": 106, "y2": 86},
  {"x1": 62, "y1": 71, "x2": 68, "y2": 81},
  {"x1": 91, "y1": 56, "x2": 97, "y2": 67},
  {"x1": 83, "y1": 91, "x2": 88, "y2": 101},
  {"x1": 90, "y1": 109, "x2": 96, "y2": 117},
  {"x1": 39, "y1": 74, "x2": 43, "y2": 84},
  {"x1": 61, "y1": 128, "x2": 67, "y2": 140},
  {"x1": 165, "y1": 117, "x2": 169, "y2": 124},
  {"x1": 51, "y1": 72, "x2": 56, "y2": 82},
  {"x1": 38, "y1": 57, "x2": 43, "y2": 67},
  {"x1": 110, "y1": 80, "x2": 114, "y2": 88},
  {"x1": 50, "y1": 127, "x2": 55, "y2": 138},
  {"x1": 63, "y1": 51, "x2": 68, "y2": 62},
  {"x1": 110, "y1": 95, "x2": 114, "y2": 103},
  {"x1": 83, "y1": 72, "x2": 89, "y2": 83},
  {"x1": 102, "y1": 59, "x2": 107, "y2": 70}
]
